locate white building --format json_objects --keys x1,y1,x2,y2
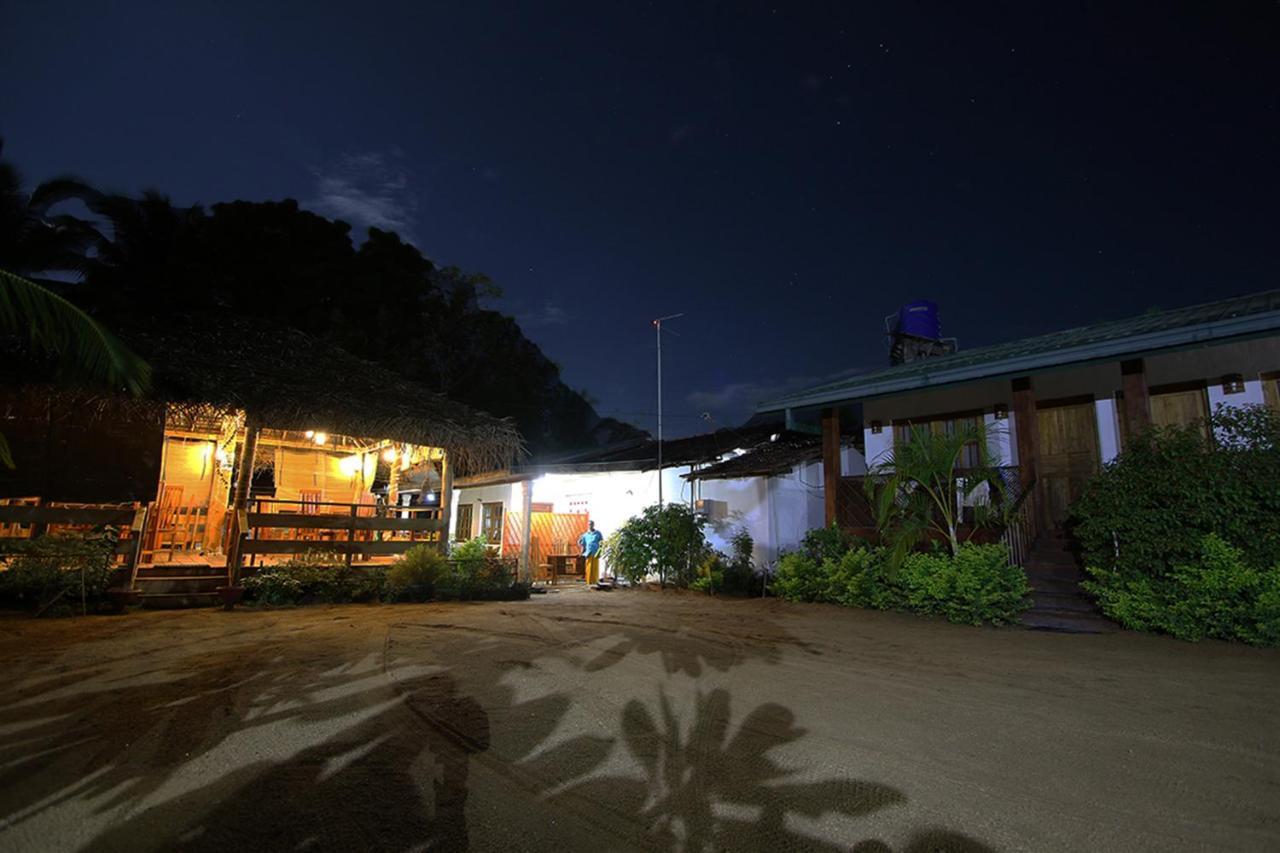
[{"x1": 450, "y1": 428, "x2": 863, "y2": 574}]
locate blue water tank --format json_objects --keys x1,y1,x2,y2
[{"x1": 897, "y1": 300, "x2": 941, "y2": 340}]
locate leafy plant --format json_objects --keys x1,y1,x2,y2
[
  {"x1": 0, "y1": 536, "x2": 118, "y2": 615},
  {"x1": 386, "y1": 545, "x2": 447, "y2": 601},
  {"x1": 774, "y1": 530, "x2": 1026, "y2": 626},
  {"x1": 610, "y1": 503, "x2": 707, "y2": 588},
  {"x1": 865, "y1": 420, "x2": 1011, "y2": 568},
  {"x1": 1084, "y1": 534, "x2": 1280, "y2": 646},
  {"x1": 898, "y1": 544, "x2": 1030, "y2": 625},
  {"x1": 1074, "y1": 404, "x2": 1280, "y2": 645}
]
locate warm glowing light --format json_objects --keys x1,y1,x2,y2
[
  {"x1": 304, "y1": 430, "x2": 315, "y2": 438},
  {"x1": 339, "y1": 455, "x2": 361, "y2": 476},
  {"x1": 383, "y1": 448, "x2": 397, "y2": 462},
  {"x1": 314, "y1": 432, "x2": 328, "y2": 445},
  {"x1": 215, "y1": 447, "x2": 230, "y2": 464}
]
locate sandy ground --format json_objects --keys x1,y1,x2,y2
[{"x1": 0, "y1": 590, "x2": 1277, "y2": 852}]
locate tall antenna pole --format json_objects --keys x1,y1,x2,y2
[{"x1": 653, "y1": 313, "x2": 684, "y2": 507}]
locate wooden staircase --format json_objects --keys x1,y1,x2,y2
[
  {"x1": 1020, "y1": 534, "x2": 1116, "y2": 633},
  {"x1": 135, "y1": 565, "x2": 225, "y2": 609}
]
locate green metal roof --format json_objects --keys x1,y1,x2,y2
[{"x1": 759, "y1": 289, "x2": 1280, "y2": 412}]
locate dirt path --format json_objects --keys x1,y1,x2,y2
[{"x1": 0, "y1": 590, "x2": 1277, "y2": 851}]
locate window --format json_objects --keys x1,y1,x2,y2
[
  {"x1": 455, "y1": 504, "x2": 474, "y2": 541},
  {"x1": 481, "y1": 502, "x2": 504, "y2": 545},
  {"x1": 893, "y1": 414, "x2": 984, "y2": 469}
]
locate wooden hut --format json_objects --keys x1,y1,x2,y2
[{"x1": 1, "y1": 314, "x2": 522, "y2": 567}]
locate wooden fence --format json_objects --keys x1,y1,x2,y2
[
  {"x1": 0, "y1": 500, "x2": 151, "y2": 587},
  {"x1": 230, "y1": 498, "x2": 445, "y2": 571},
  {"x1": 502, "y1": 511, "x2": 590, "y2": 579}
]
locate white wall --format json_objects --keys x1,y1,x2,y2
[
  {"x1": 450, "y1": 451, "x2": 847, "y2": 576},
  {"x1": 449, "y1": 482, "x2": 519, "y2": 543},
  {"x1": 1094, "y1": 397, "x2": 1122, "y2": 465}
]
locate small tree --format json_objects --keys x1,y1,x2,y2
[
  {"x1": 867, "y1": 419, "x2": 1010, "y2": 567},
  {"x1": 611, "y1": 503, "x2": 707, "y2": 588}
]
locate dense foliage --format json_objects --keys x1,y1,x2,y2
[
  {"x1": 0, "y1": 535, "x2": 119, "y2": 615},
  {"x1": 242, "y1": 541, "x2": 527, "y2": 605},
  {"x1": 610, "y1": 503, "x2": 707, "y2": 587},
  {"x1": 691, "y1": 529, "x2": 760, "y2": 595},
  {"x1": 10, "y1": 169, "x2": 640, "y2": 454},
  {"x1": 1073, "y1": 405, "x2": 1280, "y2": 645},
  {"x1": 774, "y1": 530, "x2": 1028, "y2": 626}
]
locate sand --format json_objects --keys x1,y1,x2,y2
[{"x1": 0, "y1": 589, "x2": 1277, "y2": 852}]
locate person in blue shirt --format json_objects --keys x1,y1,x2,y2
[{"x1": 578, "y1": 520, "x2": 604, "y2": 584}]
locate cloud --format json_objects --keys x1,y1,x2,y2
[
  {"x1": 309, "y1": 149, "x2": 418, "y2": 238},
  {"x1": 515, "y1": 302, "x2": 569, "y2": 328}
]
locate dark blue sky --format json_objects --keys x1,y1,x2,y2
[{"x1": 3, "y1": 2, "x2": 1277, "y2": 435}]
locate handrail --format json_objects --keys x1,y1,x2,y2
[{"x1": 999, "y1": 477, "x2": 1039, "y2": 567}]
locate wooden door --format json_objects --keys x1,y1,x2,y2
[
  {"x1": 1037, "y1": 401, "x2": 1100, "y2": 528},
  {"x1": 1151, "y1": 387, "x2": 1209, "y2": 439}
]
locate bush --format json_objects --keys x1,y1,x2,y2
[
  {"x1": 774, "y1": 533, "x2": 1026, "y2": 626},
  {"x1": 692, "y1": 530, "x2": 760, "y2": 596},
  {"x1": 386, "y1": 545, "x2": 447, "y2": 601},
  {"x1": 898, "y1": 544, "x2": 1029, "y2": 625},
  {"x1": 1084, "y1": 534, "x2": 1280, "y2": 645},
  {"x1": 0, "y1": 536, "x2": 117, "y2": 615},
  {"x1": 242, "y1": 552, "x2": 373, "y2": 605},
  {"x1": 1074, "y1": 404, "x2": 1280, "y2": 645},
  {"x1": 611, "y1": 504, "x2": 707, "y2": 587}
]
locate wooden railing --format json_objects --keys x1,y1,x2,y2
[
  {"x1": 230, "y1": 498, "x2": 445, "y2": 574},
  {"x1": 999, "y1": 478, "x2": 1040, "y2": 568},
  {"x1": 0, "y1": 501, "x2": 151, "y2": 586}
]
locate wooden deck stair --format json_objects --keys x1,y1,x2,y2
[
  {"x1": 135, "y1": 565, "x2": 224, "y2": 609},
  {"x1": 1020, "y1": 535, "x2": 1117, "y2": 634}
]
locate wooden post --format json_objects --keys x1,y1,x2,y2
[
  {"x1": 519, "y1": 477, "x2": 533, "y2": 583},
  {"x1": 437, "y1": 451, "x2": 453, "y2": 554},
  {"x1": 1011, "y1": 378, "x2": 1039, "y2": 489},
  {"x1": 1120, "y1": 358, "x2": 1151, "y2": 442},
  {"x1": 822, "y1": 408, "x2": 842, "y2": 527},
  {"x1": 228, "y1": 412, "x2": 262, "y2": 586}
]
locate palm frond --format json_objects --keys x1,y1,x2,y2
[
  {"x1": 0, "y1": 267, "x2": 150, "y2": 394},
  {"x1": 0, "y1": 431, "x2": 12, "y2": 469}
]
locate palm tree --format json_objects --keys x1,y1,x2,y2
[
  {"x1": 867, "y1": 419, "x2": 1011, "y2": 565},
  {"x1": 0, "y1": 142, "x2": 150, "y2": 467}
]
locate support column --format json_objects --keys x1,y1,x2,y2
[
  {"x1": 228, "y1": 411, "x2": 262, "y2": 585},
  {"x1": 1011, "y1": 378, "x2": 1038, "y2": 489},
  {"x1": 437, "y1": 450, "x2": 453, "y2": 554},
  {"x1": 822, "y1": 408, "x2": 842, "y2": 527},
  {"x1": 1120, "y1": 358, "x2": 1151, "y2": 442},
  {"x1": 519, "y1": 477, "x2": 533, "y2": 583}
]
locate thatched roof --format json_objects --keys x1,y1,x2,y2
[{"x1": 3, "y1": 313, "x2": 523, "y2": 472}]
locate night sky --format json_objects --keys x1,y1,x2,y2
[{"x1": 3, "y1": 2, "x2": 1277, "y2": 436}]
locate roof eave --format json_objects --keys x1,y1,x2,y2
[{"x1": 757, "y1": 311, "x2": 1280, "y2": 412}]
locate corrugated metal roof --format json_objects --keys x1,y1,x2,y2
[{"x1": 759, "y1": 289, "x2": 1280, "y2": 412}]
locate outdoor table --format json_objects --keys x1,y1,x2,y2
[{"x1": 548, "y1": 553, "x2": 586, "y2": 584}]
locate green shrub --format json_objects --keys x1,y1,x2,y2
[
  {"x1": 831, "y1": 546, "x2": 905, "y2": 611},
  {"x1": 692, "y1": 530, "x2": 759, "y2": 596},
  {"x1": 773, "y1": 552, "x2": 831, "y2": 603},
  {"x1": 798, "y1": 523, "x2": 860, "y2": 564},
  {"x1": 1085, "y1": 534, "x2": 1280, "y2": 645},
  {"x1": 386, "y1": 545, "x2": 447, "y2": 601},
  {"x1": 1073, "y1": 405, "x2": 1280, "y2": 645},
  {"x1": 0, "y1": 536, "x2": 118, "y2": 614},
  {"x1": 1074, "y1": 405, "x2": 1280, "y2": 587},
  {"x1": 775, "y1": 536, "x2": 1026, "y2": 626},
  {"x1": 610, "y1": 504, "x2": 707, "y2": 587},
  {"x1": 899, "y1": 544, "x2": 1029, "y2": 625},
  {"x1": 242, "y1": 569, "x2": 305, "y2": 605}
]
